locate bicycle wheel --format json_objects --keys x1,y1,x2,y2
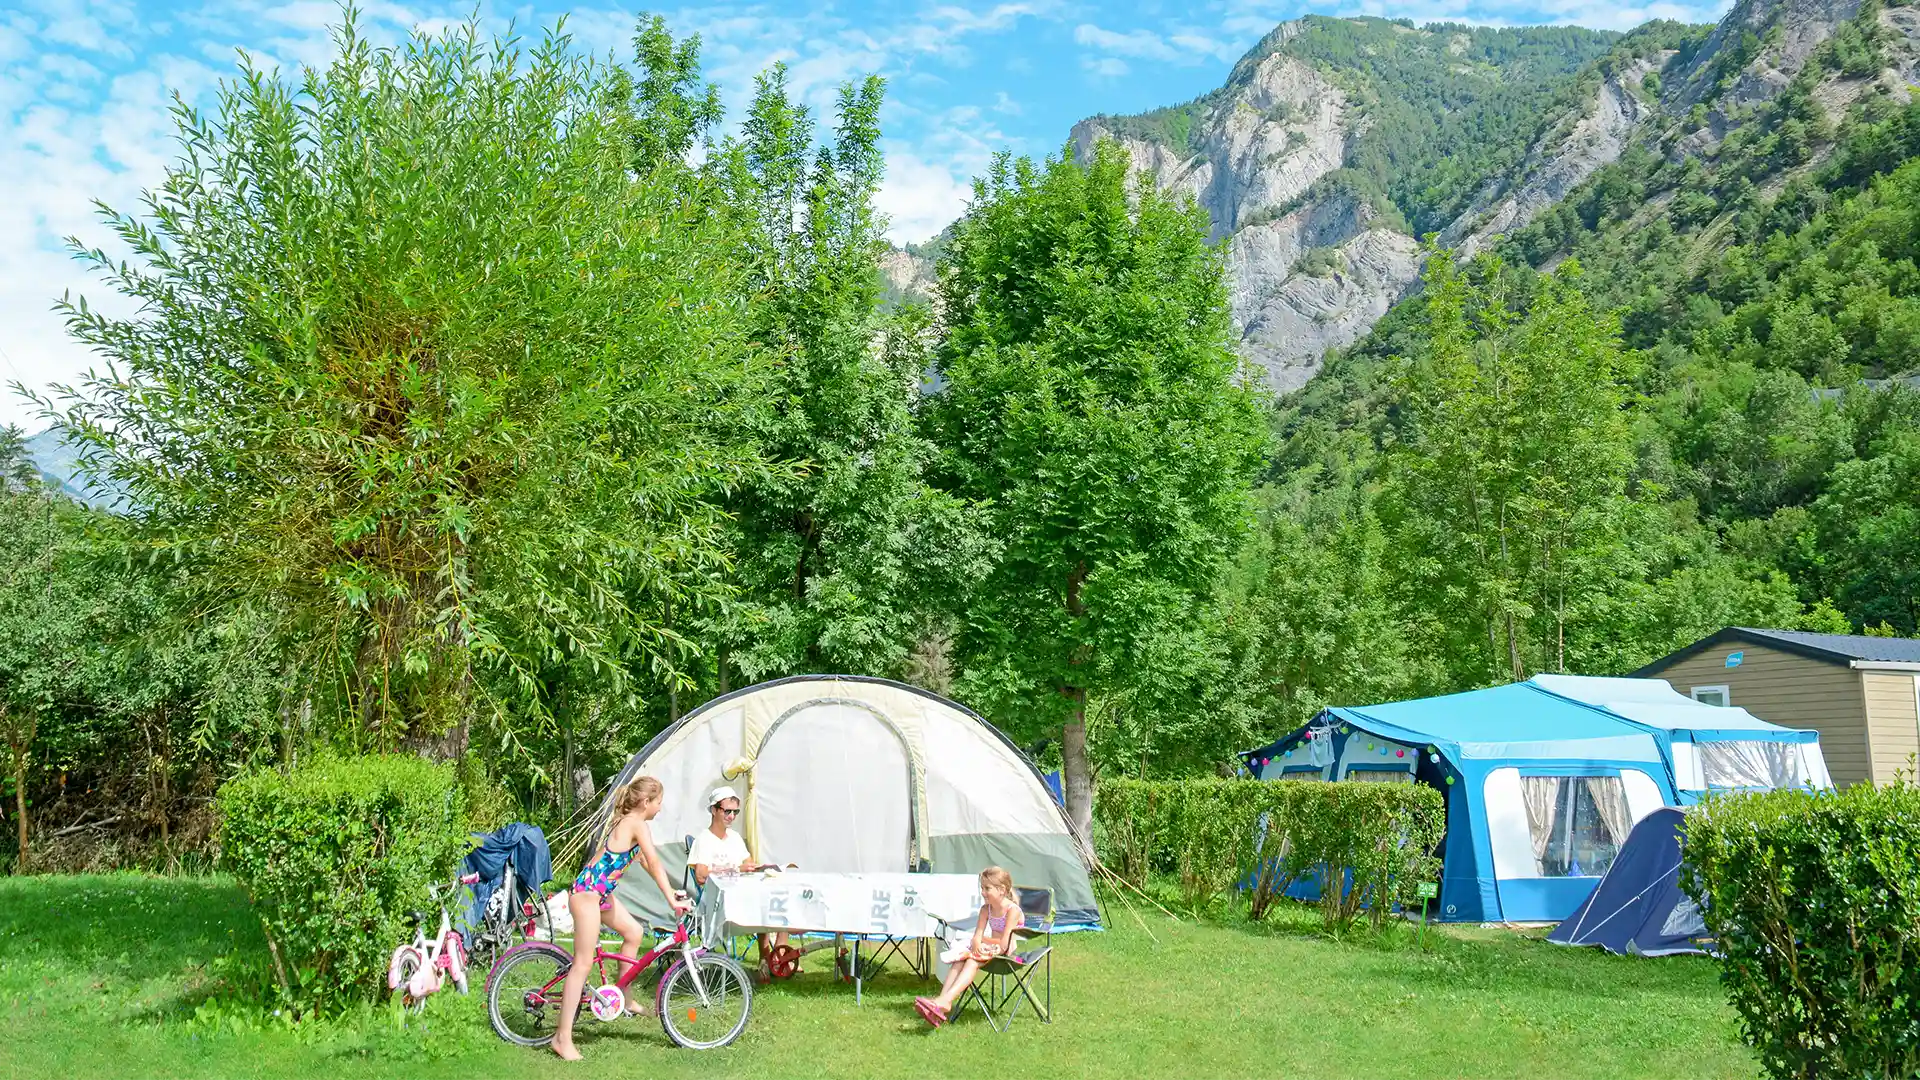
[
  {"x1": 486, "y1": 942, "x2": 573, "y2": 1047},
  {"x1": 656, "y1": 952, "x2": 752, "y2": 1050}
]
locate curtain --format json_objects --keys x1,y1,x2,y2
[
  {"x1": 1700, "y1": 741, "x2": 1800, "y2": 789},
  {"x1": 1583, "y1": 776, "x2": 1632, "y2": 848},
  {"x1": 1520, "y1": 777, "x2": 1562, "y2": 873}
]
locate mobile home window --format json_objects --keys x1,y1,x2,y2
[
  {"x1": 1690, "y1": 685, "x2": 1730, "y2": 707},
  {"x1": 1519, "y1": 776, "x2": 1631, "y2": 878}
]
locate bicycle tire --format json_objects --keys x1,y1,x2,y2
[
  {"x1": 486, "y1": 942, "x2": 573, "y2": 1047},
  {"x1": 656, "y1": 952, "x2": 752, "y2": 1050}
]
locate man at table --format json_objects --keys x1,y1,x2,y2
[{"x1": 688, "y1": 785, "x2": 796, "y2": 979}]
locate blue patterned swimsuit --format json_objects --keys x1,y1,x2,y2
[{"x1": 572, "y1": 843, "x2": 638, "y2": 896}]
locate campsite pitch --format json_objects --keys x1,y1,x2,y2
[{"x1": 0, "y1": 874, "x2": 1756, "y2": 1079}]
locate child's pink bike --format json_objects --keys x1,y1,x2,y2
[
  {"x1": 485, "y1": 909, "x2": 752, "y2": 1050},
  {"x1": 386, "y1": 872, "x2": 479, "y2": 1011}
]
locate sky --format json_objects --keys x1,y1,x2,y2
[{"x1": 0, "y1": 0, "x2": 1733, "y2": 428}]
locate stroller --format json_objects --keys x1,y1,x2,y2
[{"x1": 461, "y1": 823, "x2": 554, "y2": 970}]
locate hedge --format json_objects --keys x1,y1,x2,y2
[
  {"x1": 217, "y1": 754, "x2": 468, "y2": 1013},
  {"x1": 1093, "y1": 778, "x2": 1445, "y2": 932},
  {"x1": 1682, "y1": 784, "x2": 1920, "y2": 1080}
]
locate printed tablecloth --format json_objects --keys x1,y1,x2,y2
[{"x1": 696, "y1": 871, "x2": 981, "y2": 941}]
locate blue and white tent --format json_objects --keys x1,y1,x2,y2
[
  {"x1": 1240, "y1": 675, "x2": 1832, "y2": 924},
  {"x1": 1530, "y1": 675, "x2": 1831, "y2": 803}
]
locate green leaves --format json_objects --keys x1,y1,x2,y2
[
  {"x1": 1094, "y1": 778, "x2": 1445, "y2": 933},
  {"x1": 217, "y1": 754, "x2": 467, "y2": 1013},
  {"x1": 1683, "y1": 784, "x2": 1920, "y2": 1079},
  {"x1": 43, "y1": 12, "x2": 770, "y2": 750}
]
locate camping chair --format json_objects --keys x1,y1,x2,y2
[{"x1": 938, "y1": 884, "x2": 1055, "y2": 1031}]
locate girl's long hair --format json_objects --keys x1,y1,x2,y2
[{"x1": 613, "y1": 776, "x2": 663, "y2": 819}]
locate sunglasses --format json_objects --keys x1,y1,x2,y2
[{"x1": 717, "y1": 807, "x2": 741, "y2": 817}]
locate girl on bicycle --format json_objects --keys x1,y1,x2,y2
[
  {"x1": 915, "y1": 865, "x2": 1023, "y2": 1027},
  {"x1": 552, "y1": 775, "x2": 690, "y2": 1061}
]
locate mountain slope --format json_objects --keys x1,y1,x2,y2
[{"x1": 1072, "y1": 16, "x2": 1650, "y2": 388}]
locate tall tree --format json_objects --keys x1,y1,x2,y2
[
  {"x1": 702, "y1": 65, "x2": 990, "y2": 683},
  {"x1": 1382, "y1": 254, "x2": 1641, "y2": 684},
  {"x1": 44, "y1": 15, "x2": 769, "y2": 754},
  {"x1": 928, "y1": 142, "x2": 1269, "y2": 837}
]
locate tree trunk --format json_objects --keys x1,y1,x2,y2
[
  {"x1": 8, "y1": 720, "x2": 32, "y2": 873},
  {"x1": 1062, "y1": 685, "x2": 1092, "y2": 843},
  {"x1": 717, "y1": 644, "x2": 730, "y2": 696}
]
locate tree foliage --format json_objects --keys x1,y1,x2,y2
[{"x1": 928, "y1": 140, "x2": 1270, "y2": 833}]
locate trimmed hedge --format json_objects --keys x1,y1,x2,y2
[
  {"x1": 218, "y1": 754, "x2": 468, "y2": 1012},
  {"x1": 1683, "y1": 784, "x2": 1920, "y2": 1080},
  {"x1": 1094, "y1": 778, "x2": 1445, "y2": 932}
]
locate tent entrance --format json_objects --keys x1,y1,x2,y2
[{"x1": 752, "y1": 699, "x2": 918, "y2": 873}]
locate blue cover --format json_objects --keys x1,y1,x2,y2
[
  {"x1": 1548, "y1": 808, "x2": 1707, "y2": 956},
  {"x1": 1241, "y1": 680, "x2": 1676, "y2": 924},
  {"x1": 1042, "y1": 769, "x2": 1064, "y2": 807},
  {"x1": 461, "y1": 822, "x2": 552, "y2": 931}
]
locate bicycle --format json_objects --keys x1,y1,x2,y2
[
  {"x1": 387, "y1": 872, "x2": 479, "y2": 1011},
  {"x1": 486, "y1": 908, "x2": 752, "y2": 1051},
  {"x1": 467, "y1": 858, "x2": 551, "y2": 974}
]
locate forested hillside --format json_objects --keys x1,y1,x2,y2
[{"x1": 1246, "y1": 0, "x2": 1920, "y2": 734}]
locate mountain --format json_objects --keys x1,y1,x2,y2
[
  {"x1": 25, "y1": 426, "x2": 124, "y2": 510},
  {"x1": 1061, "y1": 1, "x2": 1920, "y2": 392}
]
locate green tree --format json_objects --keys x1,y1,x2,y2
[
  {"x1": 44, "y1": 15, "x2": 769, "y2": 755},
  {"x1": 928, "y1": 141, "x2": 1269, "y2": 835},
  {"x1": 702, "y1": 66, "x2": 991, "y2": 684},
  {"x1": 1383, "y1": 253, "x2": 1642, "y2": 684}
]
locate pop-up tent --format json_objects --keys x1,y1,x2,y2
[
  {"x1": 592, "y1": 676, "x2": 1100, "y2": 930},
  {"x1": 1548, "y1": 807, "x2": 1708, "y2": 956},
  {"x1": 1530, "y1": 675, "x2": 1832, "y2": 801},
  {"x1": 1241, "y1": 681, "x2": 1678, "y2": 924}
]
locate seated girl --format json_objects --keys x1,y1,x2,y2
[{"x1": 915, "y1": 866, "x2": 1022, "y2": 1027}]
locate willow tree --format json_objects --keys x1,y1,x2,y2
[
  {"x1": 927, "y1": 142, "x2": 1269, "y2": 837},
  {"x1": 44, "y1": 16, "x2": 768, "y2": 753}
]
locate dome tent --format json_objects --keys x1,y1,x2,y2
[{"x1": 591, "y1": 676, "x2": 1100, "y2": 930}]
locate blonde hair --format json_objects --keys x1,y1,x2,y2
[
  {"x1": 980, "y1": 866, "x2": 1017, "y2": 907},
  {"x1": 614, "y1": 776, "x2": 663, "y2": 818}
]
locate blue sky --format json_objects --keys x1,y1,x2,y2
[{"x1": 0, "y1": 0, "x2": 1731, "y2": 426}]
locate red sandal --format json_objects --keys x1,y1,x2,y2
[{"x1": 914, "y1": 997, "x2": 946, "y2": 1027}]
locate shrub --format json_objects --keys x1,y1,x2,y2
[
  {"x1": 218, "y1": 754, "x2": 467, "y2": 1013},
  {"x1": 1682, "y1": 784, "x2": 1920, "y2": 1080},
  {"x1": 1093, "y1": 778, "x2": 1444, "y2": 933}
]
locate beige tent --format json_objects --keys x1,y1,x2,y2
[{"x1": 592, "y1": 676, "x2": 1099, "y2": 929}]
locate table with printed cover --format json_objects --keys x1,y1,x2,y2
[{"x1": 695, "y1": 871, "x2": 981, "y2": 1002}]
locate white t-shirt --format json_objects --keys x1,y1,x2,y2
[{"x1": 688, "y1": 827, "x2": 752, "y2": 875}]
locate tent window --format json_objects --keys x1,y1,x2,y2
[
  {"x1": 1519, "y1": 776, "x2": 1630, "y2": 878},
  {"x1": 1276, "y1": 767, "x2": 1323, "y2": 782},
  {"x1": 1700, "y1": 740, "x2": 1800, "y2": 789},
  {"x1": 1344, "y1": 768, "x2": 1412, "y2": 784}
]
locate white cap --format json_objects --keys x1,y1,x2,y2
[{"x1": 708, "y1": 785, "x2": 741, "y2": 808}]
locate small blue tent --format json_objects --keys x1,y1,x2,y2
[
  {"x1": 1548, "y1": 807, "x2": 1708, "y2": 956},
  {"x1": 1241, "y1": 681, "x2": 1678, "y2": 924}
]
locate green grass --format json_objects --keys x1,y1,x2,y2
[{"x1": 0, "y1": 873, "x2": 1756, "y2": 1079}]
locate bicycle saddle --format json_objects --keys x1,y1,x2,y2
[{"x1": 405, "y1": 910, "x2": 428, "y2": 926}]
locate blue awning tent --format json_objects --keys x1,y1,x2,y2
[
  {"x1": 1548, "y1": 807, "x2": 1709, "y2": 956},
  {"x1": 1240, "y1": 675, "x2": 1831, "y2": 924}
]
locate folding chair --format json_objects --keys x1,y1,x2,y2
[{"x1": 947, "y1": 884, "x2": 1054, "y2": 1030}]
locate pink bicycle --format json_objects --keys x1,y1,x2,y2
[
  {"x1": 485, "y1": 910, "x2": 752, "y2": 1050},
  {"x1": 386, "y1": 872, "x2": 479, "y2": 1011}
]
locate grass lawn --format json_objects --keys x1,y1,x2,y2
[{"x1": 0, "y1": 873, "x2": 1755, "y2": 1079}]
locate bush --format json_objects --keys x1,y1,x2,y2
[
  {"x1": 218, "y1": 754, "x2": 468, "y2": 1013},
  {"x1": 1093, "y1": 778, "x2": 1444, "y2": 933},
  {"x1": 1682, "y1": 784, "x2": 1920, "y2": 1080}
]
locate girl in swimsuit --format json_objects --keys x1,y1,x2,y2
[
  {"x1": 916, "y1": 865, "x2": 1023, "y2": 1027},
  {"x1": 552, "y1": 775, "x2": 690, "y2": 1062}
]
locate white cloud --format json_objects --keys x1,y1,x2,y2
[
  {"x1": 878, "y1": 146, "x2": 975, "y2": 244},
  {"x1": 993, "y1": 90, "x2": 1021, "y2": 115},
  {"x1": 1083, "y1": 55, "x2": 1131, "y2": 78}
]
